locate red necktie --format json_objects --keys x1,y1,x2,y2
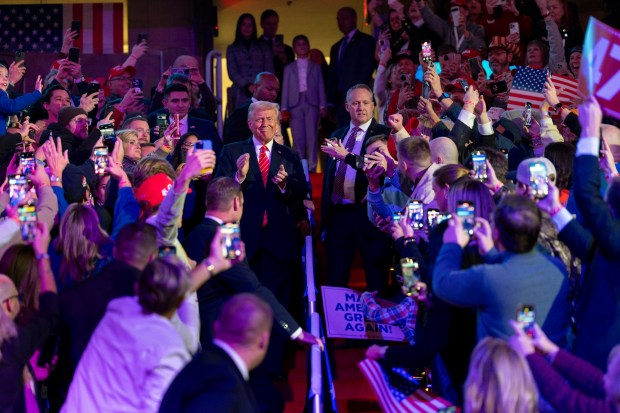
[
  {"x1": 331, "y1": 127, "x2": 360, "y2": 204},
  {"x1": 259, "y1": 145, "x2": 269, "y2": 226}
]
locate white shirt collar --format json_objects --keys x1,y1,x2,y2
[
  {"x1": 252, "y1": 136, "x2": 274, "y2": 151},
  {"x1": 204, "y1": 215, "x2": 224, "y2": 224},
  {"x1": 349, "y1": 118, "x2": 373, "y2": 134},
  {"x1": 213, "y1": 339, "x2": 250, "y2": 381}
]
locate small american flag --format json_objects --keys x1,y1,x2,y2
[
  {"x1": 358, "y1": 358, "x2": 455, "y2": 413},
  {"x1": 507, "y1": 66, "x2": 579, "y2": 111},
  {"x1": 0, "y1": 3, "x2": 125, "y2": 55}
]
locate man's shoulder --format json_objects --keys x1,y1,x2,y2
[
  {"x1": 354, "y1": 31, "x2": 376, "y2": 43},
  {"x1": 188, "y1": 116, "x2": 216, "y2": 128}
]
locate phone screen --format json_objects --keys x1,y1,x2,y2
[
  {"x1": 156, "y1": 114, "x2": 169, "y2": 133},
  {"x1": 9, "y1": 174, "x2": 28, "y2": 207},
  {"x1": 524, "y1": 102, "x2": 533, "y2": 127},
  {"x1": 94, "y1": 147, "x2": 108, "y2": 175},
  {"x1": 220, "y1": 223, "x2": 242, "y2": 260},
  {"x1": 20, "y1": 152, "x2": 35, "y2": 176},
  {"x1": 490, "y1": 80, "x2": 508, "y2": 95},
  {"x1": 517, "y1": 305, "x2": 535, "y2": 337},
  {"x1": 529, "y1": 162, "x2": 548, "y2": 199},
  {"x1": 457, "y1": 201, "x2": 475, "y2": 235},
  {"x1": 472, "y1": 151, "x2": 487, "y2": 182},
  {"x1": 427, "y1": 208, "x2": 440, "y2": 229},
  {"x1": 421, "y1": 41, "x2": 432, "y2": 63},
  {"x1": 400, "y1": 258, "x2": 420, "y2": 296},
  {"x1": 18, "y1": 204, "x2": 37, "y2": 242},
  {"x1": 407, "y1": 200, "x2": 424, "y2": 230}
]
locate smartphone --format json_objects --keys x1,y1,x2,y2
[
  {"x1": 14, "y1": 51, "x2": 25, "y2": 65},
  {"x1": 421, "y1": 41, "x2": 432, "y2": 63},
  {"x1": 194, "y1": 140, "x2": 214, "y2": 175},
  {"x1": 21, "y1": 152, "x2": 35, "y2": 176},
  {"x1": 437, "y1": 213, "x2": 452, "y2": 225},
  {"x1": 87, "y1": 82, "x2": 100, "y2": 95},
  {"x1": 93, "y1": 146, "x2": 108, "y2": 175},
  {"x1": 450, "y1": 6, "x2": 461, "y2": 24},
  {"x1": 427, "y1": 208, "x2": 440, "y2": 229},
  {"x1": 158, "y1": 246, "x2": 177, "y2": 258},
  {"x1": 458, "y1": 79, "x2": 470, "y2": 93},
  {"x1": 99, "y1": 123, "x2": 114, "y2": 139},
  {"x1": 71, "y1": 20, "x2": 81, "y2": 39},
  {"x1": 472, "y1": 150, "x2": 488, "y2": 182},
  {"x1": 468, "y1": 57, "x2": 481, "y2": 80},
  {"x1": 509, "y1": 22, "x2": 520, "y2": 35},
  {"x1": 456, "y1": 201, "x2": 475, "y2": 236},
  {"x1": 400, "y1": 73, "x2": 412, "y2": 87},
  {"x1": 392, "y1": 211, "x2": 403, "y2": 223},
  {"x1": 400, "y1": 258, "x2": 420, "y2": 296},
  {"x1": 524, "y1": 102, "x2": 533, "y2": 127},
  {"x1": 220, "y1": 223, "x2": 242, "y2": 260},
  {"x1": 68, "y1": 47, "x2": 80, "y2": 63},
  {"x1": 137, "y1": 33, "x2": 148, "y2": 44},
  {"x1": 380, "y1": 38, "x2": 390, "y2": 53},
  {"x1": 407, "y1": 200, "x2": 424, "y2": 230},
  {"x1": 529, "y1": 161, "x2": 549, "y2": 199},
  {"x1": 132, "y1": 79, "x2": 143, "y2": 93},
  {"x1": 489, "y1": 80, "x2": 508, "y2": 95},
  {"x1": 274, "y1": 34, "x2": 284, "y2": 46},
  {"x1": 37, "y1": 335, "x2": 59, "y2": 367},
  {"x1": 9, "y1": 174, "x2": 28, "y2": 207},
  {"x1": 517, "y1": 305, "x2": 535, "y2": 338},
  {"x1": 156, "y1": 114, "x2": 169, "y2": 134},
  {"x1": 422, "y1": 82, "x2": 431, "y2": 99},
  {"x1": 18, "y1": 204, "x2": 36, "y2": 242}
]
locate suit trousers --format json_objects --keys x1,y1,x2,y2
[
  {"x1": 289, "y1": 92, "x2": 320, "y2": 173},
  {"x1": 324, "y1": 204, "x2": 392, "y2": 293}
]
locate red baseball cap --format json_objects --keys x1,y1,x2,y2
[
  {"x1": 134, "y1": 173, "x2": 191, "y2": 210},
  {"x1": 461, "y1": 49, "x2": 481, "y2": 60},
  {"x1": 107, "y1": 65, "x2": 136, "y2": 81}
]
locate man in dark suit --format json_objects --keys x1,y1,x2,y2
[
  {"x1": 147, "y1": 84, "x2": 222, "y2": 156},
  {"x1": 159, "y1": 293, "x2": 273, "y2": 413},
  {"x1": 54, "y1": 223, "x2": 157, "y2": 407},
  {"x1": 223, "y1": 72, "x2": 287, "y2": 146},
  {"x1": 183, "y1": 177, "x2": 321, "y2": 413},
  {"x1": 328, "y1": 7, "x2": 376, "y2": 127},
  {"x1": 215, "y1": 101, "x2": 307, "y2": 309},
  {"x1": 320, "y1": 84, "x2": 392, "y2": 294},
  {"x1": 540, "y1": 97, "x2": 620, "y2": 370}
]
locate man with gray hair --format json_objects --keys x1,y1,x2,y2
[
  {"x1": 215, "y1": 100, "x2": 307, "y2": 310},
  {"x1": 160, "y1": 293, "x2": 273, "y2": 412}
]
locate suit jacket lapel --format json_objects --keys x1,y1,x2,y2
[{"x1": 269, "y1": 141, "x2": 284, "y2": 179}]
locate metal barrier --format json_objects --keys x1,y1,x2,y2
[
  {"x1": 205, "y1": 50, "x2": 223, "y2": 138},
  {"x1": 301, "y1": 160, "x2": 332, "y2": 413}
]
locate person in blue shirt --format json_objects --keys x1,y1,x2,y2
[{"x1": 0, "y1": 65, "x2": 42, "y2": 136}]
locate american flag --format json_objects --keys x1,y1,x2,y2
[
  {"x1": 0, "y1": 3, "x2": 125, "y2": 55},
  {"x1": 358, "y1": 359, "x2": 455, "y2": 413},
  {"x1": 507, "y1": 66, "x2": 579, "y2": 111}
]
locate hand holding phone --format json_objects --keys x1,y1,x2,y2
[
  {"x1": 220, "y1": 223, "x2": 242, "y2": 260},
  {"x1": 456, "y1": 201, "x2": 476, "y2": 235},
  {"x1": 517, "y1": 305, "x2": 535, "y2": 338}
]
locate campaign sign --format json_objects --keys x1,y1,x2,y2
[
  {"x1": 321, "y1": 286, "x2": 406, "y2": 342},
  {"x1": 579, "y1": 17, "x2": 620, "y2": 118}
]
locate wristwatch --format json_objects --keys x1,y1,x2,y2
[
  {"x1": 554, "y1": 102, "x2": 563, "y2": 112},
  {"x1": 438, "y1": 92, "x2": 450, "y2": 102},
  {"x1": 50, "y1": 175, "x2": 62, "y2": 183}
]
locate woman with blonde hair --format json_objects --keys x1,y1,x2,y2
[
  {"x1": 55, "y1": 204, "x2": 113, "y2": 289},
  {"x1": 465, "y1": 337, "x2": 539, "y2": 413},
  {"x1": 116, "y1": 129, "x2": 142, "y2": 173}
]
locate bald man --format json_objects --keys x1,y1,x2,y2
[
  {"x1": 160, "y1": 293, "x2": 273, "y2": 413},
  {"x1": 429, "y1": 137, "x2": 459, "y2": 165}
]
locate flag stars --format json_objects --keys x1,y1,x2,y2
[
  {"x1": 46, "y1": 29, "x2": 51, "y2": 35},
  {"x1": 25, "y1": 22, "x2": 30, "y2": 28}
]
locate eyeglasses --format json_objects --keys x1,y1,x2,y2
[
  {"x1": 74, "y1": 118, "x2": 92, "y2": 126},
  {"x1": 182, "y1": 141, "x2": 197, "y2": 149}
]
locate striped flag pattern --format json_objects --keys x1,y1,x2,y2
[
  {"x1": 507, "y1": 66, "x2": 579, "y2": 111},
  {"x1": 63, "y1": 3, "x2": 125, "y2": 54},
  {"x1": 0, "y1": 3, "x2": 124, "y2": 55},
  {"x1": 358, "y1": 358, "x2": 455, "y2": 413}
]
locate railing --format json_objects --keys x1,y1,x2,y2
[
  {"x1": 301, "y1": 160, "x2": 333, "y2": 413},
  {"x1": 205, "y1": 50, "x2": 223, "y2": 138}
]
